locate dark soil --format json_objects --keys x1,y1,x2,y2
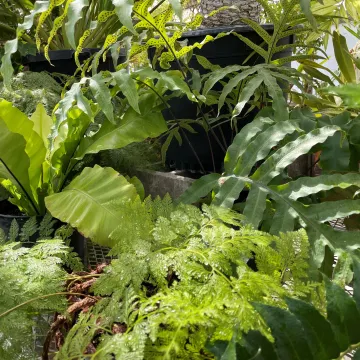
[{"x1": 0, "y1": 200, "x2": 24, "y2": 217}]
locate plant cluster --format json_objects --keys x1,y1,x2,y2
[{"x1": 0, "y1": 0, "x2": 360, "y2": 359}]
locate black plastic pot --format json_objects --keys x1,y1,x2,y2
[
  {"x1": 0, "y1": 211, "x2": 88, "y2": 266},
  {"x1": 24, "y1": 48, "x2": 126, "y2": 76},
  {"x1": 159, "y1": 24, "x2": 294, "y2": 173}
]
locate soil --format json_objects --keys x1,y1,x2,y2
[{"x1": 0, "y1": 200, "x2": 25, "y2": 217}]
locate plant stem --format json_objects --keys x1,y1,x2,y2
[
  {"x1": 0, "y1": 292, "x2": 96, "y2": 319},
  {"x1": 0, "y1": 158, "x2": 40, "y2": 215}
]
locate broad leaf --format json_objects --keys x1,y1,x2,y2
[
  {"x1": 0, "y1": 119, "x2": 35, "y2": 215},
  {"x1": 0, "y1": 100, "x2": 46, "y2": 204},
  {"x1": 74, "y1": 108, "x2": 167, "y2": 161},
  {"x1": 113, "y1": 0, "x2": 136, "y2": 34},
  {"x1": 29, "y1": 103, "x2": 53, "y2": 148},
  {"x1": 254, "y1": 303, "x2": 314, "y2": 360},
  {"x1": 325, "y1": 276, "x2": 360, "y2": 350},
  {"x1": 285, "y1": 298, "x2": 340, "y2": 360},
  {"x1": 45, "y1": 165, "x2": 138, "y2": 246}
]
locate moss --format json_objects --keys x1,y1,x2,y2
[{"x1": 0, "y1": 71, "x2": 62, "y2": 116}]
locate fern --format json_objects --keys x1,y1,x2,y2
[
  {"x1": 0, "y1": 239, "x2": 81, "y2": 360},
  {"x1": 178, "y1": 110, "x2": 360, "y2": 268},
  {"x1": 208, "y1": 258, "x2": 360, "y2": 360},
  {"x1": 54, "y1": 200, "x2": 319, "y2": 359}
]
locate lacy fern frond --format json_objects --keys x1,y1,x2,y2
[
  {"x1": 57, "y1": 202, "x2": 320, "y2": 359},
  {"x1": 0, "y1": 239, "x2": 80, "y2": 360}
]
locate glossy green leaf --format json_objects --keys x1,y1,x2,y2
[
  {"x1": 286, "y1": 298, "x2": 340, "y2": 360},
  {"x1": 45, "y1": 165, "x2": 138, "y2": 246},
  {"x1": 0, "y1": 119, "x2": 35, "y2": 215},
  {"x1": 74, "y1": 108, "x2": 167, "y2": 160},
  {"x1": 320, "y1": 132, "x2": 350, "y2": 171},
  {"x1": 0, "y1": 100, "x2": 46, "y2": 205},
  {"x1": 325, "y1": 276, "x2": 360, "y2": 350},
  {"x1": 254, "y1": 303, "x2": 314, "y2": 360}
]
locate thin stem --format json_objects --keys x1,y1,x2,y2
[
  {"x1": 0, "y1": 158, "x2": 40, "y2": 215},
  {"x1": 136, "y1": 79, "x2": 206, "y2": 173},
  {"x1": 0, "y1": 292, "x2": 96, "y2": 319}
]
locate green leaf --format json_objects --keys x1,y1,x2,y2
[
  {"x1": 238, "y1": 17, "x2": 272, "y2": 44},
  {"x1": 299, "y1": 0, "x2": 317, "y2": 28},
  {"x1": 231, "y1": 32, "x2": 268, "y2": 60},
  {"x1": 332, "y1": 31, "x2": 356, "y2": 83},
  {"x1": 65, "y1": 0, "x2": 89, "y2": 49},
  {"x1": 232, "y1": 74, "x2": 264, "y2": 118},
  {"x1": 0, "y1": 119, "x2": 34, "y2": 215},
  {"x1": 325, "y1": 84, "x2": 360, "y2": 108},
  {"x1": 320, "y1": 132, "x2": 350, "y2": 171},
  {"x1": 0, "y1": 100, "x2": 46, "y2": 206},
  {"x1": 45, "y1": 165, "x2": 138, "y2": 247},
  {"x1": 203, "y1": 65, "x2": 243, "y2": 95},
  {"x1": 177, "y1": 174, "x2": 221, "y2": 204},
  {"x1": 252, "y1": 127, "x2": 339, "y2": 183},
  {"x1": 113, "y1": 0, "x2": 136, "y2": 34},
  {"x1": 353, "y1": 258, "x2": 360, "y2": 310},
  {"x1": 112, "y1": 70, "x2": 141, "y2": 114},
  {"x1": 29, "y1": 103, "x2": 53, "y2": 148},
  {"x1": 218, "y1": 67, "x2": 260, "y2": 114},
  {"x1": 168, "y1": 0, "x2": 182, "y2": 20},
  {"x1": 285, "y1": 298, "x2": 340, "y2": 360},
  {"x1": 89, "y1": 74, "x2": 115, "y2": 124},
  {"x1": 224, "y1": 117, "x2": 274, "y2": 174},
  {"x1": 259, "y1": 68, "x2": 288, "y2": 121},
  {"x1": 325, "y1": 276, "x2": 360, "y2": 350},
  {"x1": 127, "y1": 176, "x2": 145, "y2": 201},
  {"x1": 74, "y1": 108, "x2": 167, "y2": 161},
  {"x1": 213, "y1": 177, "x2": 246, "y2": 208},
  {"x1": 254, "y1": 303, "x2": 314, "y2": 360}
]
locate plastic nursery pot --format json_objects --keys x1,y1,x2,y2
[
  {"x1": 0, "y1": 201, "x2": 88, "y2": 266},
  {"x1": 154, "y1": 24, "x2": 294, "y2": 173},
  {"x1": 23, "y1": 48, "x2": 127, "y2": 77}
]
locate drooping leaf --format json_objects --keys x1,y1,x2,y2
[
  {"x1": 65, "y1": 0, "x2": 89, "y2": 49},
  {"x1": 113, "y1": 0, "x2": 136, "y2": 34},
  {"x1": 45, "y1": 165, "x2": 138, "y2": 246},
  {"x1": 112, "y1": 69, "x2": 141, "y2": 113},
  {"x1": 89, "y1": 74, "x2": 115, "y2": 124},
  {"x1": 74, "y1": 108, "x2": 167, "y2": 161}
]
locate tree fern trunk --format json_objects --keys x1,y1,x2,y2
[{"x1": 187, "y1": 0, "x2": 261, "y2": 27}]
